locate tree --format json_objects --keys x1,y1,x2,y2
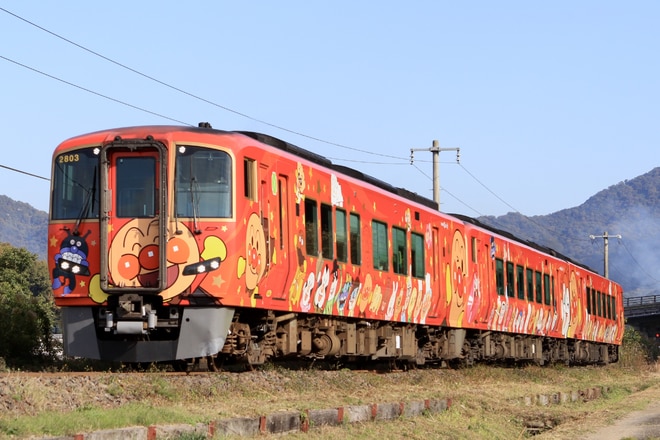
[{"x1": 0, "y1": 244, "x2": 57, "y2": 368}]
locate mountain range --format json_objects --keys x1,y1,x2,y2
[{"x1": 6, "y1": 167, "x2": 659, "y2": 297}]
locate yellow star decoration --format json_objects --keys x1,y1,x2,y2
[
  {"x1": 50, "y1": 236, "x2": 58, "y2": 247},
  {"x1": 221, "y1": 225, "x2": 228, "y2": 232},
  {"x1": 212, "y1": 274, "x2": 225, "y2": 288},
  {"x1": 79, "y1": 280, "x2": 86, "y2": 288}
]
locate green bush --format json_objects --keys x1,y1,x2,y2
[
  {"x1": 0, "y1": 244, "x2": 57, "y2": 368},
  {"x1": 619, "y1": 325, "x2": 659, "y2": 368}
]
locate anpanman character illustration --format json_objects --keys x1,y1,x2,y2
[
  {"x1": 107, "y1": 219, "x2": 201, "y2": 301},
  {"x1": 237, "y1": 213, "x2": 268, "y2": 302}
]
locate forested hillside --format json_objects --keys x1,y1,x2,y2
[
  {"x1": 476, "y1": 167, "x2": 660, "y2": 296},
  {"x1": 0, "y1": 196, "x2": 47, "y2": 261},
  {"x1": 2, "y1": 168, "x2": 659, "y2": 297}
]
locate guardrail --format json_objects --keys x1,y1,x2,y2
[{"x1": 624, "y1": 295, "x2": 660, "y2": 308}]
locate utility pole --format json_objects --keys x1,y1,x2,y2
[
  {"x1": 410, "y1": 140, "x2": 460, "y2": 210},
  {"x1": 589, "y1": 232, "x2": 621, "y2": 278}
]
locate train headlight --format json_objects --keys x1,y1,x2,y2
[
  {"x1": 57, "y1": 258, "x2": 90, "y2": 276},
  {"x1": 182, "y1": 257, "x2": 222, "y2": 275}
]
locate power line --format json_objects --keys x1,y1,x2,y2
[
  {"x1": 0, "y1": 6, "x2": 407, "y2": 162},
  {"x1": 0, "y1": 55, "x2": 191, "y2": 126},
  {"x1": 0, "y1": 164, "x2": 49, "y2": 181},
  {"x1": 619, "y1": 238, "x2": 660, "y2": 284}
]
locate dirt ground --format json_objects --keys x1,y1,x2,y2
[{"x1": 585, "y1": 399, "x2": 660, "y2": 440}]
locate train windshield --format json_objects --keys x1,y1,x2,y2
[
  {"x1": 175, "y1": 145, "x2": 232, "y2": 218},
  {"x1": 51, "y1": 147, "x2": 100, "y2": 220}
]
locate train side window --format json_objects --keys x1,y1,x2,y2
[
  {"x1": 506, "y1": 262, "x2": 514, "y2": 297},
  {"x1": 612, "y1": 295, "x2": 617, "y2": 320},
  {"x1": 535, "y1": 271, "x2": 542, "y2": 303},
  {"x1": 543, "y1": 274, "x2": 551, "y2": 305},
  {"x1": 392, "y1": 227, "x2": 407, "y2": 275},
  {"x1": 372, "y1": 220, "x2": 389, "y2": 271},
  {"x1": 586, "y1": 287, "x2": 591, "y2": 314},
  {"x1": 411, "y1": 232, "x2": 424, "y2": 279},
  {"x1": 607, "y1": 294, "x2": 612, "y2": 319},
  {"x1": 597, "y1": 290, "x2": 602, "y2": 316},
  {"x1": 592, "y1": 289, "x2": 598, "y2": 316},
  {"x1": 304, "y1": 198, "x2": 318, "y2": 256},
  {"x1": 244, "y1": 158, "x2": 257, "y2": 201},
  {"x1": 350, "y1": 213, "x2": 361, "y2": 265},
  {"x1": 471, "y1": 237, "x2": 478, "y2": 263},
  {"x1": 320, "y1": 203, "x2": 333, "y2": 259},
  {"x1": 336, "y1": 209, "x2": 347, "y2": 263},
  {"x1": 496, "y1": 258, "x2": 504, "y2": 296},
  {"x1": 526, "y1": 268, "x2": 534, "y2": 302},
  {"x1": 516, "y1": 265, "x2": 525, "y2": 300}
]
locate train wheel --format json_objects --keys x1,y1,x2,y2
[{"x1": 171, "y1": 360, "x2": 191, "y2": 372}]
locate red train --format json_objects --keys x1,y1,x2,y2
[{"x1": 48, "y1": 124, "x2": 624, "y2": 368}]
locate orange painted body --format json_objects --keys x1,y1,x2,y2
[{"x1": 48, "y1": 126, "x2": 624, "y2": 352}]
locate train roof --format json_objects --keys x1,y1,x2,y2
[
  {"x1": 238, "y1": 131, "x2": 439, "y2": 210},
  {"x1": 450, "y1": 213, "x2": 595, "y2": 272}
]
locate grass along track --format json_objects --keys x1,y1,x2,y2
[{"x1": 1, "y1": 361, "x2": 659, "y2": 439}]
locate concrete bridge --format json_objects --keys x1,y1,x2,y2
[{"x1": 623, "y1": 295, "x2": 660, "y2": 338}]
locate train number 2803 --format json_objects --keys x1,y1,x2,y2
[{"x1": 58, "y1": 154, "x2": 80, "y2": 163}]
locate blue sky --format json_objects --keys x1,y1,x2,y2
[{"x1": 1, "y1": 2, "x2": 658, "y2": 216}]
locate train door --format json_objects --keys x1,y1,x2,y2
[
  {"x1": 258, "y1": 166, "x2": 291, "y2": 300},
  {"x1": 429, "y1": 226, "x2": 444, "y2": 320},
  {"x1": 99, "y1": 139, "x2": 168, "y2": 293},
  {"x1": 273, "y1": 174, "x2": 291, "y2": 301}
]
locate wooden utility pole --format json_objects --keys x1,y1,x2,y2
[{"x1": 589, "y1": 232, "x2": 621, "y2": 278}]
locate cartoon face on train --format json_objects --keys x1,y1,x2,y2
[
  {"x1": 244, "y1": 212, "x2": 267, "y2": 291},
  {"x1": 107, "y1": 219, "x2": 200, "y2": 301}
]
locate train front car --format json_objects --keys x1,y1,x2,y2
[{"x1": 49, "y1": 125, "x2": 239, "y2": 363}]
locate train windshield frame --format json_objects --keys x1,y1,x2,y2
[
  {"x1": 51, "y1": 147, "x2": 100, "y2": 220},
  {"x1": 175, "y1": 145, "x2": 232, "y2": 218}
]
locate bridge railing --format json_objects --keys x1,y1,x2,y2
[{"x1": 624, "y1": 295, "x2": 660, "y2": 308}]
